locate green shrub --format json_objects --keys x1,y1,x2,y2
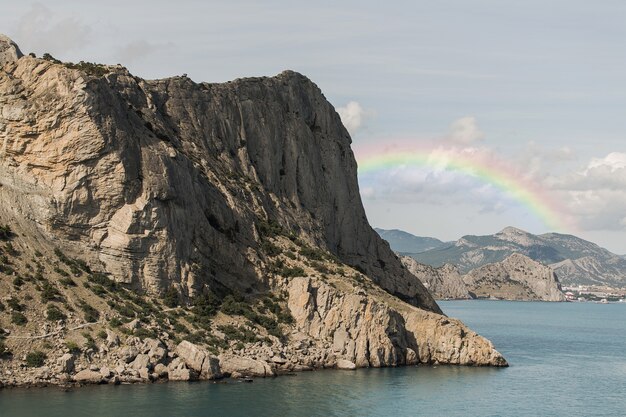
[
  {"x1": 133, "y1": 328, "x2": 156, "y2": 340},
  {"x1": 0, "y1": 339, "x2": 11, "y2": 358},
  {"x1": 163, "y1": 286, "x2": 180, "y2": 308},
  {"x1": 0, "y1": 224, "x2": 13, "y2": 240},
  {"x1": 260, "y1": 240, "x2": 281, "y2": 257},
  {"x1": 109, "y1": 317, "x2": 123, "y2": 328},
  {"x1": 59, "y1": 277, "x2": 77, "y2": 287},
  {"x1": 25, "y1": 351, "x2": 46, "y2": 367},
  {"x1": 11, "y1": 311, "x2": 27, "y2": 325},
  {"x1": 278, "y1": 266, "x2": 305, "y2": 278},
  {"x1": 78, "y1": 301, "x2": 100, "y2": 323},
  {"x1": 40, "y1": 281, "x2": 62, "y2": 302},
  {"x1": 65, "y1": 340, "x2": 81, "y2": 354},
  {"x1": 217, "y1": 324, "x2": 259, "y2": 344},
  {"x1": 46, "y1": 305, "x2": 67, "y2": 321},
  {"x1": 97, "y1": 329, "x2": 108, "y2": 340},
  {"x1": 12, "y1": 276, "x2": 24, "y2": 288}
]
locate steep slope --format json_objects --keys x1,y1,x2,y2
[
  {"x1": 400, "y1": 256, "x2": 471, "y2": 299},
  {"x1": 463, "y1": 254, "x2": 566, "y2": 301},
  {"x1": 412, "y1": 227, "x2": 626, "y2": 287},
  {"x1": 375, "y1": 228, "x2": 447, "y2": 253},
  {"x1": 0, "y1": 36, "x2": 506, "y2": 387}
]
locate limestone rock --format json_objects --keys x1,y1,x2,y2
[
  {"x1": 401, "y1": 256, "x2": 472, "y2": 300},
  {"x1": 73, "y1": 370, "x2": 103, "y2": 384},
  {"x1": 219, "y1": 355, "x2": 274, "y2": 378},
  {"x1": 0, "y1": 34, "x2": 22, "y2": 66},
  {"x1": 463, "y1": 253, "x2": 566, "y2": 301},
  {"x1": 175, "y1": 341, "x2": 221, "y2": 379},
  {"x1": 287, "y1": 276, "x2": 507, "y2": 368},
  {"x1": 336, "y1": 359, "x2": 356, "y2": 370},
  {"x1": 168, "y1": 368, "x2": 192, "y2": 381},
  {"x1": 119, "y1": 346, "x2": 139, "y2": 363},
  {"x1": 58, "y1": 353, "x2": 75, "y2": 374}
]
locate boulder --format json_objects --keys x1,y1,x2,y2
[
  {"x1": 119, "y1": 346, "x2": 139, "y2": 363},
  {"x1": 336, "y1": 359, "x2": 357, "y2": 370},
  {"x1": 73, "y1": 370, "x2": 103, "y2": 384},
  {"x1": 130, "y1": 353, "x2": 151, "y2": 371},
  {"x1": 58, "y1": 353, "x2": 75, "y2": 374},
  {"x1": 168, "y1": 368, "x2": 192, "y2": 381},
  {"x1": 219, "y1": 355, "x2": 274, "y2": 378},
  {"x1": 175, "y1": 341, "x2": 221, "y2": 379}
]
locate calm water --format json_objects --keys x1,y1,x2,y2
[{"x1": 2, "y1": 301, "x2": 625, "y2": 417}]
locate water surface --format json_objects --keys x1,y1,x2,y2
[{"x1": 2, "y1": 301, "x2": 625, "y2": 416}]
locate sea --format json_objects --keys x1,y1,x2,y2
[{"x1": 1, "y1": 300, "x2": 625, "y2": 417}]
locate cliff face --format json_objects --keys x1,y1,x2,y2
[
  {"x1": 0, "y1": 52, "x2": 438, "y2": 312},
  {"x1": 463, "y1": 254, "x2": 565, "y2": 301},
  {"x1": 400, "y1": 256, "x2": 471, "y2": 300},
  {"x1": 0, "y1": 36, "x2": 506, "y2": 387}
]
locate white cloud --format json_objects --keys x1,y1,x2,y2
[
  {"x1": 14, "y1": 3, "x2": 91, "y2": 56},
  {"x1": 445, "y1": 116, "x2": 484, "y2": 145},
  {"x1": 114, "y1": 40, "x2": 176, "y2": 65},
  {"x1": 549, "y1": 152, "x2": 626, "y2": 231},
  {"x1": 337, "y1": 101, "x2": 367, "y2": 136}
]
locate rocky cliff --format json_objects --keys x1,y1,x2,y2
[
  {"x1": 463, "y1": 253, "x2": 565, "y2": 301},
  {"x1": 400, "y1": 256, "x2": 471, "y2": 300},
  {"x1": 0, "y1": 35, "x2": 506, "y2": 387}
]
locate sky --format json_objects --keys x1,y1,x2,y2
[{"x1": 1, "y1": 1, "x2": 625, "y2": 253}]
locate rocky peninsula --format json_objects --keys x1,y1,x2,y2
[{"x1": 0, "y1": 35, "x2": 506, "y2": 388}]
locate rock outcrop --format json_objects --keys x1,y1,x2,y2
[
  {"x1": 463, "y1": 253, "x2": 566, "y2": 301},
  {"x1": 0, "y1": 35, "x2": 507, "y2": 388},
  {"x1": 400, "y1": 256, "x2": 471, "y2": 300},
  {"x1": 0, "y1": 34, "x2": 22, "y2": 66}
]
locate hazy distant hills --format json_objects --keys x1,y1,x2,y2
[
  {"x1": 377, "y1": 226, "x2": 626, "y2": 287},
  {"x1": 374, "y1": 228, "x2": 449, "y2": 253}
]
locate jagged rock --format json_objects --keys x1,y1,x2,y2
[
  {"x1": 401, "y1": 256, "x2": 472, "y2": 300},
  {"x1": 219, "y1": 355, "x2": 274, "y2": 378},
  {"x1": 287, "y1": 276, "x2": 507, "y2": 367},
  {"x1": 175, "y1": 341, "x2": 221, "y2": 379},
  {"x1": 0, "y1": 34, "x2": 22, "y2": 66},
  {"x1": 168, "y1": 368, "x2": 192, "y2": 381},
  {"x1": 130, "y1": 354, "x2": 151, "y2": 371},
  {"x1": 463, "y1": 253, "x2": 566, "y2": 301},
  {"x1": 57, "y1": 353, "x2": 75, "y2": 374},
  {"x1": 153, "y1": 363, "x2": 168, "y2": 378},
  {"x1": 119, "y1": 346, "x2": 139, "y2": 363},
  {"x1": 100, "y1": 367, "x2": 112, "y2": 378},
  {"x1": 336, "y1": 359, "x2": 356, "y2": 370},
  {"x1": 106, "y1": 329, "x2": 120, "y2": 347},
  {"x1": 143, "y1": 338, "x2": 167, "y2": 363},
  {"x1": 73, "y1": 370, "x2": 103, "y2": 384}
]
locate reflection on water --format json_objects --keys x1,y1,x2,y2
[{"x1": 2, "y1": 301, "x2": 625, "y2": 417}]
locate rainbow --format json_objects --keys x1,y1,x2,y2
[{"x1": 355, "y1": 142, "x2": 575, "y2": 233}]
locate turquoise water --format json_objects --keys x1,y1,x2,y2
[{"x1": 2, "y1": 301, "x2": 625, "y2": 416}]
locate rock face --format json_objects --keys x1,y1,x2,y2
[
  {"x1": 0, "y1": 34, "x2": 22, "y2": 66},
  {"x1": 400, "y1": 256, "x2": 471, "y2": 300},
  {"x1": 287, "y1": 277, "x2": 506, "y2": 367},
  {"x1": 0, "y1": 36, "x2": 438, "y2": 313},
  {"x1": 463, "y1": 253, "x2": 566, "y2": 301}
]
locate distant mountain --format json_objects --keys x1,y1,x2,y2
[
  {"x1": 375, "y1": 228, "x2": 448, "y2": 253},
  {"x1": 410, "y1": 226, "x2": 626, "y2": 287}
]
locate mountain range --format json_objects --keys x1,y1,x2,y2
[{"x1": 380, "y1": 226, "x2": 626, "y2": 287}]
